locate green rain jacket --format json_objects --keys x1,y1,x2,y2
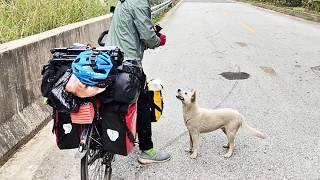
[{"x1": 105, "y1": 0, "x2": 161, "y2": 61}]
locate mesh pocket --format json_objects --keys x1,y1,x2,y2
[{"x1": 71, "y1": 102, "x2": 94, "y2": 124}]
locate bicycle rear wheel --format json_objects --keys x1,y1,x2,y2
[{"x1": 81, "y1": 126, "x2": 114, "y2": 180}]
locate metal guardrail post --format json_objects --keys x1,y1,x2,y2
[{"x1": 151, "y1": 0, "x2": 173, "y2": 15}]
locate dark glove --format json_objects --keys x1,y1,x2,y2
[
  {"x1": 155, "y1": 24, "x2": 163, "y2": 37},
  {"x1": 159, "y1": 33, "x2": 166, "y2": 46}
]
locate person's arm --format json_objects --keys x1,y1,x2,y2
[{"x1": 133, "y1": 5, "x2": 161, "y2": 49}]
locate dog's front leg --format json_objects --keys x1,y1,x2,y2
[
  {"x1": 185, "y1": 131, "x2": 193, "y2": 153},
  {"x1": 221, "y1": 128, "x2": 229, "y2": 149},
  {"x1": 190, "y1": 132, "x2": 200, "y2": 159}
]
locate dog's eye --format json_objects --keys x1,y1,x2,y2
[{"x1": 185, "y1": 92, "x2": 187, "y2": 95}]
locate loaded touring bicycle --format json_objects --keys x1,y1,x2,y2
[
  {"x1": 41, "y1": 31, "x2": 143, "y2": 180},
  {"x1": 42, "y1": 25, "x2": 164, "y2": 179}
]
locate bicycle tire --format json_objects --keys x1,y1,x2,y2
[
  {"x1": 104, "y1": 153, "x2": 114, "y2": 180},
  {"x1": 80, "y1": 126, "x2": 114, "y2": 180}
]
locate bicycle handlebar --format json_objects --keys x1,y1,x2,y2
[{"x1": 98, "y1": 30, "x2": 109, "y2": 47}]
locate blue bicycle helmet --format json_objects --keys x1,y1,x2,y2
[{"x1": 72, "y1": 50, "x2": 113, "y2": 87}]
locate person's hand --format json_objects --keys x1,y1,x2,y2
[{"x1": 159, "y1": 33, "x2": 166, "y2": 46}]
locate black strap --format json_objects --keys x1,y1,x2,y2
[
  {"x1": 153, "y1": 103, "x2": 163, "y2": 113},
  {"x1": 119, "y1": 113, "x2": 136, "y2": 145},
  {"x1": 90, "y1": 52, "x2": 98, "y2": 71},
  {"x1": 148, "y1": 89, "x2": 163, "y2": 113},
  {"x1": 52, "y1": 109, "x2": 56, "y2": 134},
  {"x1": 117, "y1": 63, "x2": 143, "y2": 80},
  {"x1": 126, "y1": 126, "x2": 136, "y2": 145}
]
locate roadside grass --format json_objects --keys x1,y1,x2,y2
[
  {"x1": 242, "y1": 0, "x2": 320, "y2": 15},
  {"x1": 152, "y1": 6, "x2": 172, "y2": 24},
  {"x1": 240, "y1": 0, "x2": 320, "y2": 22},
  {"x1": 0, "y1": 0, "x2": 117, "y2": 44},
  {"x1": 0, "y1": 0, "x2": 172, "y2": 44}
]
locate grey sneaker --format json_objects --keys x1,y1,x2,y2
[{"x1": 138, "y1": 151, "x2": 171, "y2": 165}]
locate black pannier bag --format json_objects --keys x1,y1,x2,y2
[
  {"x1": 41, "y1": 43, "x2": 88, "y2": 99},
  {"x1": 41, "y1": 59, "x2": 72, "y2": 99},
  {"x1": 98, "y1": 61, "x2": 143, "y2": 104},
  {"x1": 48, "y1": 69, "x2": 80, "y2": 112},
  {"x1": 100, "y1": 102, "x2": 137, "y2": 156},
  {"x1": 53, "y1": 109, "x2": 85, "y2": 149}
]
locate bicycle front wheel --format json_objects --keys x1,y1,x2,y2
[{"x1": 80, "y1": 126, "x2": 114, "y2": 180}]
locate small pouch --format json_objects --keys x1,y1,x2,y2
[
  {"x1": 66, "y1": 74, "x2": 106, "y2": 98},
  {"x1": 70, "y1": 102, "x2": 95, "y2": 124}
]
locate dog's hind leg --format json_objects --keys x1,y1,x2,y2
[
  {"x1": 190, "y1": 132, "x2": 200, "y2": 159},
  {"x1": 221, "y1": 127, "x2": 229, "y2": 149},
  {"x1": 224, "y1": 133, "x2": 235, "y2": 158},
  {"x1": 185, "y1": 131, "x2": 193, "y2": 153},
  {"x1": 224, "y1": 126, "x2": 240, "y2": 158}
]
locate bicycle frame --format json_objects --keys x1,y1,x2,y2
[{"x1": 80, "y1": 107, "x2": 114, "y2": 180}]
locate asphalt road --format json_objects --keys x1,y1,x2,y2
[{"x1": 1, "y1": 0, "x2": 320, "y2": 179}]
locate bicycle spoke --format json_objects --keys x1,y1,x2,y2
[
  {"x1": 90, "y1": 159, "x2": 105, "y2": 180},
  {"x1": 89, "y1": 136, "x2": 103, "y2": 147},
  {"x1": 86, "y1": 148, "x2": 108, "y2": 180},
  {"x1": 81, "y1": 120, "x2": 113, "y2": 180},
  {"x1": 94, "y1": 125, "x2": 102, "y2": 138},
  {"x1": 90, "y1": 163, "x2": 98, "y2": 180},
  {"x1": 88, "y1": 125, "x2": 103, "y2": 147}
]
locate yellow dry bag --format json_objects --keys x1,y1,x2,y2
[{"x1": 147, "y1": 79, "x2": 164, "y2": 122}]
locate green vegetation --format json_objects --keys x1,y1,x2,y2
[
  {"x1": 302, "y1": 0, "x2": 320, "y2": 12},
  {"x1": 152, "y1": 6, "x2": 171, "y2": 24},
  {"x1": 151, "y1": 0, "x2": 173, "y2": 23},
  {"x1": 253, "y1": 0, "x2": 320, "y2": 12},
  {"x1": 0, "y1": 0, "x2": 117, "y2": 44},
  {"x1": 0, "y1": 0, "x2": 170, "y2": 44},
  {"x1": 150, "y1": 0, "x2": 165, "y2": 6}
]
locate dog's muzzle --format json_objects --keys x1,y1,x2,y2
[
  {"x1": 176, "y1": 95, "x2": 184, "y2": 101},
  {"x1": 176, "y1": 89, "x2": 184, "y2": 101}
]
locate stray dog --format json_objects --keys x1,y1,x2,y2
[{"x1": 176, "y1": 89, "x2": 265, "y2": 159}]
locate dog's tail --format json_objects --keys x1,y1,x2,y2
[{"x1": 240, "y1": 115, "x2": 266, "y2": 139}]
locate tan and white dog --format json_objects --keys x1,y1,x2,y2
[{"x1": 176, "y1": 89, "x2": 265, "y2": 159}]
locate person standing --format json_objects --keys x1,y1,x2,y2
[{"x1": 105, "y1": 0, "x2": 170, "y2": 164}]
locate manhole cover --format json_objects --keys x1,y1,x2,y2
[{"x1": 219, "y1": 72, "x2": 250, "y2": 80}]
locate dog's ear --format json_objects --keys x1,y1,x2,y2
[{"x1": 191, "y1": 90, "x2": 196, "y2": 103}]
